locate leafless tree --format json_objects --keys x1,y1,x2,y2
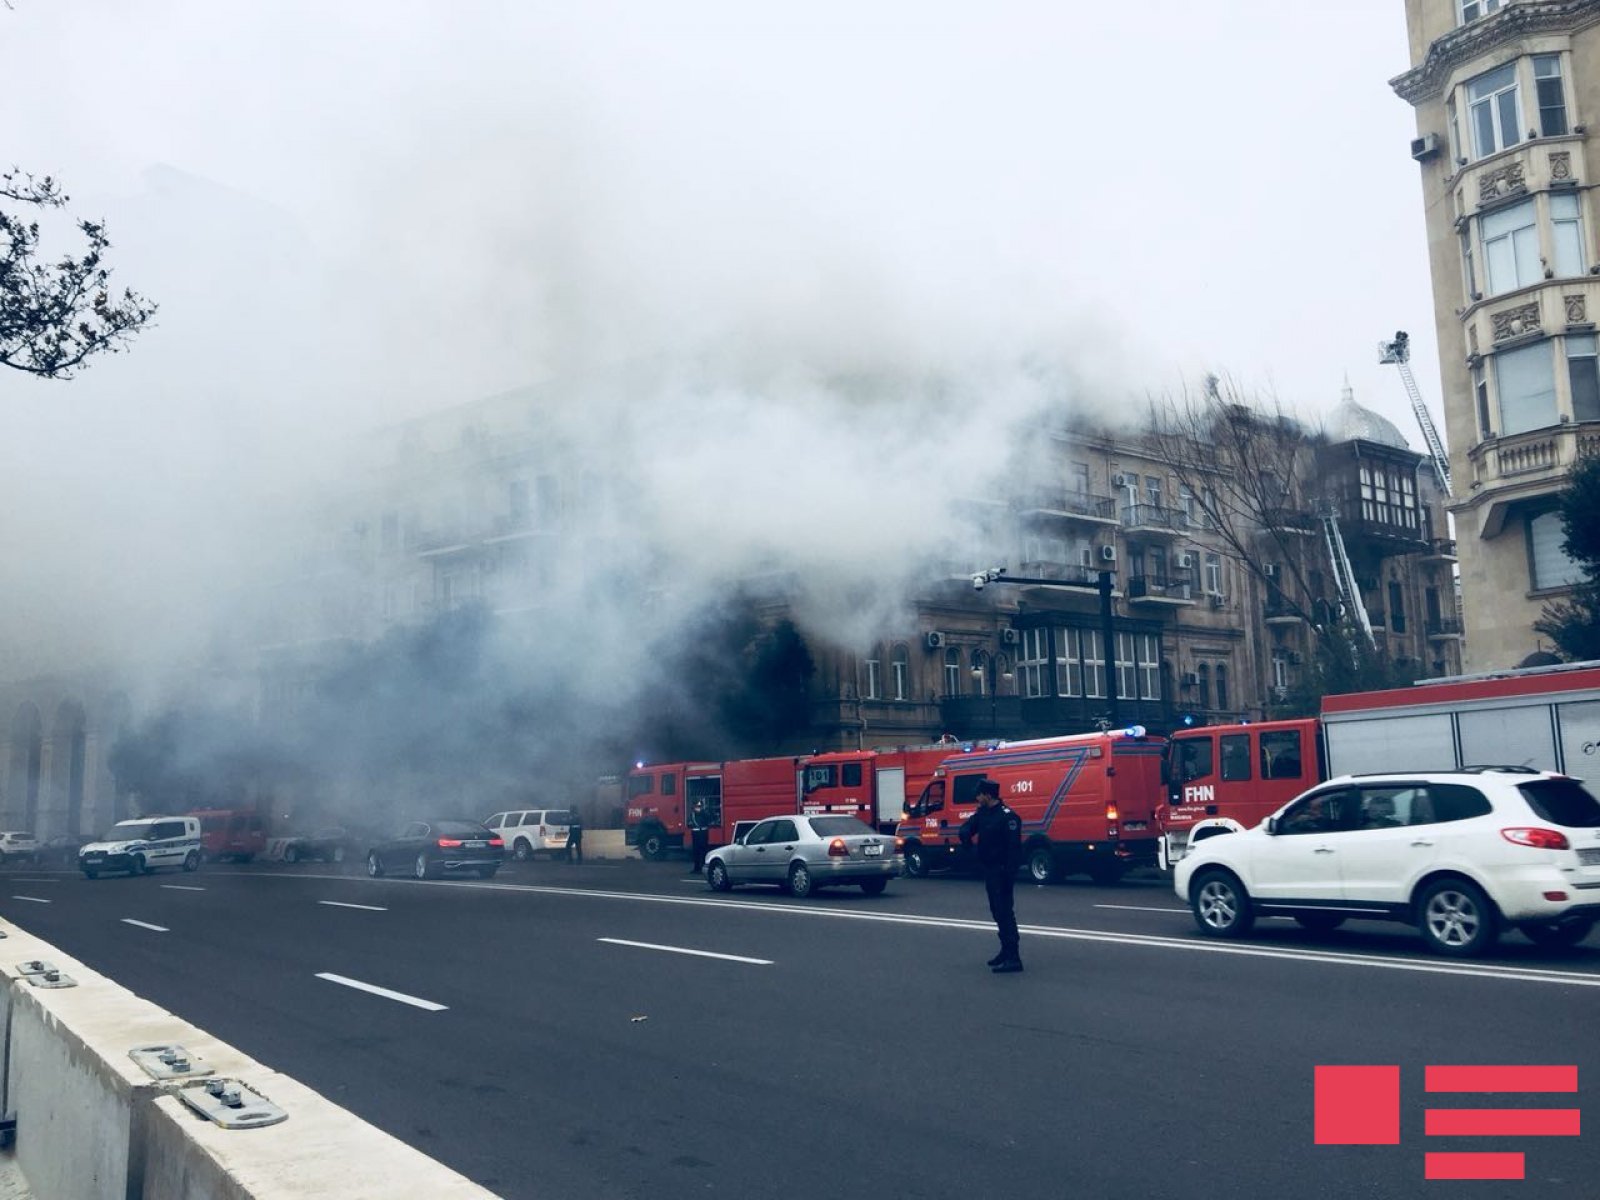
[
  {"x1": 1146, "y1": 375, "x2": 1332, "y2": 632},
  {"x1": 2, "y1": 167, "x2": 157, "y2": 379}
]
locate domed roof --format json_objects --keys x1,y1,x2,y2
[{"x1": 1328, "y1": 381, "x2": 1410, "y2": 449}]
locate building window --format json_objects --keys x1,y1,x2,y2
[
  {"x1": 1569, "y1": 334, "x2": 1600, "y2": 422},
  {"x1": 1145, "y1": 476, "x2": 1162, "y2": 509},
  {"x1": 1215, "y1": 663, "x2": 1230, "y2": 711},
  {"x1": 943, "y1": 648, "x2": 962, "y2": 697},
  {"x1": 1082, "y1": 630, "x2": 1105, "y2": 699},
  {"x1": 1534, "y1": 54, "x2": 1569, "y2": 137},
  {"x1": 1552, "y1": 192, "x2": 1586, "y2": 278},
  {"x1": 1272, "y1": 653, "x2": 1290, "y2": 691},
  {"x1": 1467, "y1": 62, "x2": 1520, "y2": 159},
  {"x1": 1448, "y1": 95, "x2": 1463, "y2": 162},
  {"x1": 1482, "y1": 198, "x2": 1539, "y2": 294},
  {"x1": 1178, "y1": 487, "x2": 1196, "y2": 523},
  {"x1": 864, "y1": 648, "x2": 881, "y2": 700},
  {"x1": 890, "y1": 644, "x2": 910, "y2": 701},
  {"x1": 1474, "y1": 364, "x2": 1492, "y2": 438},
  {"x1": 1021, "y1": 628, "x2": 1049, "y2": 699},
  {"x1": 1389, "y1": 581, "x2": 1406, "y2": 633},
  {"x1": 1056, "y1": 628, "x2": 1082, "y2": 697},
  {"x1": 1528, "y1": 510, "x2": 1585, "y2": 589},
  {"x1": 1137, "y1": 634, "x2": 1161, "y2": 700},
  {"x1": 1458, "y1": 0, "x2": 1507, "y2": 24},
  {"x1": 1115, "y1": 633, "x2": 1137, "y2": 702},
  {"x1": 1496, "y1": 340, "x2": 1559, "y2": 434},
  {"x1": 1460, "y1": 229, "x2": 1477, "y2": 298},
  {"x1": 1204, "y1": 552, "x2": 1223, "y2": 596},
  {"x1": 970, "y1": 649, "x2": 989, "y2": 696},
  {"x1": 1197, "y1": 663, "x2": 1211, "y2": 709},
  {"x1": 1068, "y1": 461, "x2": 1090, "y2": 495}
]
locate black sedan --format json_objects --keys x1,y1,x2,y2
[
  {"x1": 365, "y1": 820, "x2": 504, "y2": 880},
  {"x1": 281, "y1": 826, "x2": 358, "y2": 865}
]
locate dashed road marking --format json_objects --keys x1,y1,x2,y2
[
  {"x1": 315, "y1": 972, "x2": 447, "y2": 1011},
  {"x1": 318, "y1": 900, "x2": 387, "y2": 912},
  {"x1": 1095, "y1": 903, "x2": 1190, "y2": 914},
  {"x1": 10, "y1": 896, "x2": 50, "y2": 904},
  {"x1": 161, "y1": 885, "x2": 206, "y2": 892},
  {"x1": 599, "y1": 937, "x2": 772, "y2": 965},
  {"x1": 121, "y1": 918, "x2": 169, "y2": 932}
]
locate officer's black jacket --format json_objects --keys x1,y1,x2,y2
[{"x1": 958, "y1": 801, "x2": 1023, "y2": 873}]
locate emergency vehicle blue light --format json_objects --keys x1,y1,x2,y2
[
  {"x1": 1181, "y1": 713, "x2": 1196, "y2": 727},
  {"x1": 1122, "y1": 724, "x2": 1147, "y2": 739},
  {"x1": 634, "y1": 760, "x2": 645, "y2": 769}
]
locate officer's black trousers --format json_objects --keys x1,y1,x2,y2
[{"x1": 985, "y1": 869, "x2": 1019, "y2": 959}]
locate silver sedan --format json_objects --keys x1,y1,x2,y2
[{"x1": 706, "y1": 814, "x2": 902, "y2": 897}]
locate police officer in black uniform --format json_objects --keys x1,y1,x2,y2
[{"x1": 959, "y1": 777, "x2": 1024, "y2": 973}]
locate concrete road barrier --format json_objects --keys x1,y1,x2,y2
[{"x1": 0, "y1": 920, "x2": 497, "y2": 1199}]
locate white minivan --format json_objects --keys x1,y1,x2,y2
[
  {"x1": 78, "y1": 816, "x2": 203, "y2": 878},
  {"x1": 483, "y1": 809, "x2": 573, "y2": 861}
]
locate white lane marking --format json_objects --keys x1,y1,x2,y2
[
  {"x1": 598, "y1": 937, "x2": 772, "y2": 965},
  {"x1": 11, "y1": 878, "x2": 59, "y2": 884},
  {"x1": 1095, "y1": 903, "x2": 1190, "y2": 914},
  {"x1": 11, "y1": 896, "x2": 50, "y2": 904},
  {"x1": 315, "y1": 972, "x2": 447, "y2": 1011},
  {"x1": 161, "y1": 885, "x2": 206, "y2": 892},
  {"x1": 235, "y1": 872, "x2": 1600, "y2": 990},
  {"x1": 121, "y1": 919, "x2": 169, "y2": 932},
  {"x1": 317, "y1": 900, "x2": 387, "y2": 912}
]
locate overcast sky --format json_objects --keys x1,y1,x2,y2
[{"x1": 0, "y1": 0, "x2": 1441, "y2": 681}]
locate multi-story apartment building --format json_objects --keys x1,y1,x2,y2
[{"x1": 1393, "y1": 0, "x2": 1600, "y2": 668}]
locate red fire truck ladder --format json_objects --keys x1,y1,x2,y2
[
  {"x1": 1321, "y1": 511, "x2": 1375, "y2": 645},
  {"x1": 1378, "y1": 330, "x2": 1453, "y2": 497}
]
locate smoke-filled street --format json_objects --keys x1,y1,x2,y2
[{"x1": 3, "y1": 859, "x2": 1595, "y2": 1200}]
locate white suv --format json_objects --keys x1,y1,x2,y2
[
  {"x1": 0, "y1": 831, "x2": 40, "y2": 864},
  {"x1": 1174, "y1": 769, "x2": 1600, "y2": 957},
  {"x1": 484, "y1": 809, "x2": 573, "y2": 861}
]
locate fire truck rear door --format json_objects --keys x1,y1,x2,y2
[{"x1": 875, "y1": 767, "x2": 905, "y2": 826}]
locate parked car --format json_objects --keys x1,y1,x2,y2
[
  {"x1": 39, "y1": 833, "x2": 96, "y2": 867},
  {"x1": 0, "y1": 831, "x2": 40, "y2": 865},
  {"x1": 191, "y1": 809, "x2": 267, "y2": 863},
  {"x1": 483, "y1": 809, "x2": 573, "y2": 861},
  {"x1": 281, "y1": 826, "x2": 357, "y2": 864},
  {"x1": 365, "y1": 820, "x2": 504, "y2": 880},
  {"x1": 1175, "y1": 768, "x2": 1600, "y2": 957},
  {"x1": 705, "y1": 814, "x2": 902, "y2": 897},
  {"x1": 79, "y1": 817, "x2": 203, "y2": 879}
]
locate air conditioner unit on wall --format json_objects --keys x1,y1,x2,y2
[
  {"x1": 1264, "y1": 563, "x2": 1280, "y2": 579},
  {"x1": 1111, "y1": 473, "x2": 1129, "y2": 488},
  {"x1": 1175, "y1": 551, "x2": 1194, "y2": 569},
  {"x1": 1209, "y1": 594, "x2": 1227, "y2": 609},
  {"x1": 1181, "y1": 672, "x2": 1199, "y2": 687},
  {"x1": 1410, "y1": 132, "x2": 1441, "y2": 162},
  {"x1": 1001, "y1": 628, "x2": 1019, "y2": 645},
  {"x1": 925, "y1": 631, "x2": 945, "y2": 649},
  {"x1": 1100, "y1": 544, "x2": 1118, "y2": 562}
]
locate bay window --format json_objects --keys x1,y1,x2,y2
[
  {"x1": 1482, "y1": 199, "x2": 1539, "y2": 295},
  {"x1": 1551, "y1": 192, "x2": 1585, "y2": 277},
  {"x1": 1495, "y1": 341, "x2": 1559, "y2": 434},
  {"x1": 1468, "y1": 63, "x2": 1520, "y2": 159},
  {"x1": 1534, "y1": 55, "x2": 1568, "y2": 137},
  {"x1": 1568, "y1": 334, "x2": 1600, "y2": 422}
]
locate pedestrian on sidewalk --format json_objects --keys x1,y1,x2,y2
[{"x1": 959, "y1": 777, "x2": 1024, "y2": 973}]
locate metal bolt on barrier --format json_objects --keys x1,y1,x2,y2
[
  {"x1": 180, "y1": 1078, "x2": 287, "y2": 1129},
  {"x1": 15, "y1": 960, "x2": 54, "y2": 976},
  {"x1": 26, "y1": 968, "x2": 76, "y2": 989},
  {"x1": 130, "y1": 1044, "x2": 212, "y2": 1080}
]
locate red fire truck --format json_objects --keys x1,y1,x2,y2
[
  {"x1": 798, "y1": 742, "x2": 967, "y2": 832},
  {"x1": 1157, "y1": 662, "x2": 1600, "y2": 868},
  {"x1": 896, "y1": 727, "x2": 1165, "y2": 884},
  {"x1": 626, "y1": 756, "x2": 802, "y2": 859}
]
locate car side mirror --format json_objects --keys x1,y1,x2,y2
[{"x1": 1264, "y1": 816, "x2": 1278, "y2": 835}]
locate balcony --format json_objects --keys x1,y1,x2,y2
[
  {"x1": 1420, "y1": 538, "x2": 1458, "y2": 564},
  {"x1": 1426, "y1": 617, "x2": 1464, "y2": 640},
  {"x1": 1119, "y1": 503, "x2": 1187, "y2": 536},
  {"x1": 1015, "y1": 489, "x2": 1118, "y2": 525},
  {"x1": 1126, "y1": 575, "x2": 1195, "y2": 607},
  {"x1": 1263, "y1": 596, "x2": 1303, "y2": 625},
  {"x1": 1467, "y1": 424, "x2": 1600, "y2": 536}
]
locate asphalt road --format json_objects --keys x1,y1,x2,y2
[{"x1": 2, "y1": 855, "x2": 1596, "y2": 1200}]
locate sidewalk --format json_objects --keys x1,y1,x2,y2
[{"x1": 0, "y1": 1153, "x2": 32, "y2": 1199}]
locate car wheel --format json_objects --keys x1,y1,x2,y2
[
  {"x1": 513, "y1": 839, "x2": 532, "y2": 862},
  {"x1": 183, "y1": 851, "x2": 200, "y2": 873},
  {"x1": 1027, "y1": 845, "x2": 1057, "y2": 885},
  {"x1": 1293, "y1": 913, "x2": 1346, "y2": 933},
  {"x1": 859, "y1": 878, "x2": 888, "y2": 896},
  {"x1": 706, "y1": 860, "x2": 732, "y2": 892},
  {"x1": 1520, "y1": 917, "x2": 1595, "y2": 950},
  {"x1": 413, "y1": 853, "x2": 436, "y2": 881},
  {"x1": 1417, "y1": 877, "x2": 1499, "y2": 957},
  {"x1": 332, "y1": 845, "x2": 346, "y2": 864},
  {"x1": 639, "y1": 828, "x2": 668, "y2": 861},
  {"x1": 366, "y1": 852, "x2": 384, "y2": 878},
  {"x1": 787, "y1": 862, "x2": 813, "y2": 898},
  {"x1": 83, "y1": 869, "x2": 98, "y2": 880},
  {"x1": 284, "y1": 845, "x2": 300, "y2": 864},
  {"x1": 1191, "y1": 869, "x2": 1255, "y2": 939},
  {"x1": 475, "y1": 866, "x2": 498, "y2": 879},
  {"x1": 130, "y1": 854, "x2": 147, "y2": 876},
  {"x1": 903, "y1": 844, "x2": 928, "y2": 878}
]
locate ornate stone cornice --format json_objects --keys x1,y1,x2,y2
[{"x1": 1391, "y1": 0, "x2": 1600, "y2": 105}]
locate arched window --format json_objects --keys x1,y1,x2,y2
[
  {"x1": 971, "y1": 649, "x2": 989, "y2": 695},
  {"x1": 890, "y1": 644, "x2": 911, "y2": 701},
  {"x1": 943, "y1": 648, "x2": 962, "y2": 696},
  {"x1": 1215, "y1": 663, "x2": 1230, "y2": 711},
  {"x1": 863, "y1": 646, "x2": 882, "y2": 700},
  {"x1": 1197, "y1": 663, "x2": 1212, "y2": 709}
]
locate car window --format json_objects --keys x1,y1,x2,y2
[
  {"x1": 807, "y1": 816, "x2": 874, "y2": 837},
  {"x1": 1430, "y1": 783, "x2": 1493, "y2": 823},
  {"x1": 400, "y1": 822, "x2": 427, "y2": 837},
  {"x1": 1278, "y1": 789, "x2": 1349, "y2": 834},
  {"x1": 486, "y1": 813, "x2": 504, "y2": 828},
  {"x1": 951, "y1": 775, "x2": 984, "y2": 807},
  {"x1": 544, "y1": 810, "x2": 574, "y2": 825},
  {"x1": 843, "y1": 762, "x2": 863, "y2": 787},
  {"x1": 1517, "y1": 778, "x2": 1600, "y2": 827},
  {"x1": 803, "y1": 764, "x2": 836, "y2": 793},
  {"x1": 1220, "y1": 734, "x2": 1251, "y2": 782},
  {"x1": 111, "y1": 822, "x2": 156, "y2": 841},
  {"x1": 915, "y1": 779, "x2": 945, "y2": 814},
  {"x1": 1177, "y1": 737, "x2": 1213, "y2": 782},
  {"x1": 771, "y1": 820, "x2": 799, "y2": 842},
  {"x1": 152, "y1": 820, "x2": 186, "y2": 840},
  {"x1": 628, "y1": 776, "x2": 653, "y2": 797},
  {"x1": 661, "y1": 776, "x2": 676, "y2": 795},
  {"x1": 1260, "y1": 731, "x2": 1303, "y2": 780},
  {"x1": 1355, "y1": 787, "x2": 1410, "y2": 829},
  {"x1": 746, "y1": 821, "x2": 776, "y2": 846},
  {"x1": 435, "y1": 821, "x2": 488, "y2": 837}
]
